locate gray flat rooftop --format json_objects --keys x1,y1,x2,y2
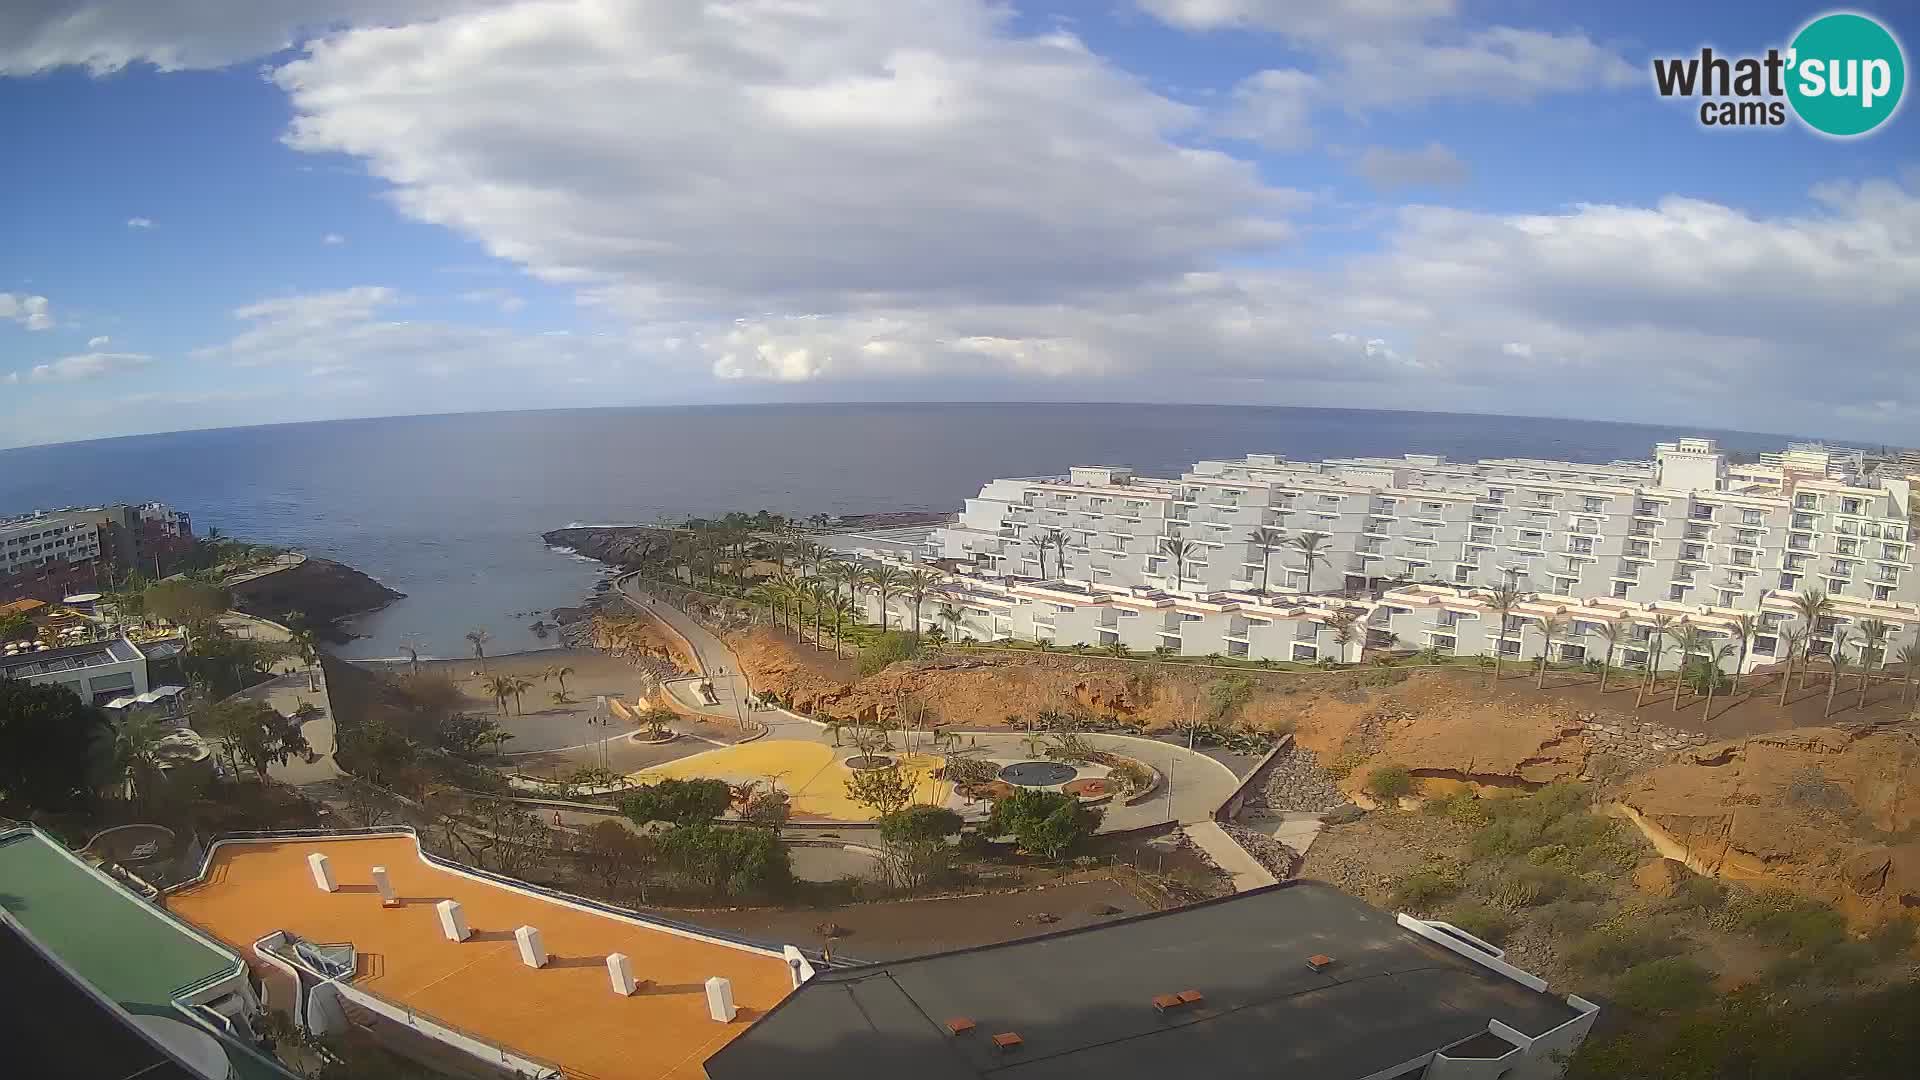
[
  {"x1": 706, "y1": 880, "x2": 1579, "y2": 1080},
  {"x1": 0, "y1": 637, "x2": 141, "y2": 678}
]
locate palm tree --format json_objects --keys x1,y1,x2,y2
[
  {"x1": 769, "y1": 571, "x2": 805, "y2": 634},
  {"x1": 1701, "y1": 642, "x2": 1735, "y2": 720},
  {"x1": 1536, "y1": 616, "x2": 1567, "y2": 688},
  {"x1": 865, "y1": 565, "x2": 905, "y2": 633},
  {"x1": 936, "y1": 601, "x2": 965, "y2": 643},
  {"x1": 808, "y1": 580, "x2": 833, "y2": 649},
  {"x1": 1246, "y1": 527, "x2": 1287, "y2": 593},
  {"x1": 1824, "y1": 635, "x2": 1856, "y2": 717},
  {"x1": 1778, "y1": 627, "x2": 1809, "y2": 706},
  {"x1": 289, "y1": 626, "x2": 319, "y2": 691},
  {"x1": 1290, "y1": 531, "x2": 1332, "y2": 594},
  {"x1": 1485, "y1": 582, "x2": 1527, "y2": 682},
  {"x1": 1036, "y1": 528, "x2": 1069, "y2": 580},
  {"x1": 901, "y1": 568, "x2": 940, "y2": 635},
  {"x1": 1593, "y1": 620, "x2": 1625, "y2": 693},
  {"x1": 399, "y1": 634, "x2": 426, "y2": 678},
  {"x1": 1639, "y1": 614, "x2": 1674, "y2": 708},
  {"x1": 1727, "y1": 613, "x2": 1758, "y2": 694},
  {"x1": 114, "y1": 712, "x2": 170, "y2": 809},
  {"x1": 1855, "y1": 617, "x2": 1892, "y2": 708},
  {"x1": 465, "y1": 628, "x2": 492, "y2": 673},
  {"x1": 544, "y1": 664, "x2": 576, "y2": 695},
  {"x1": 1158, "y1": 536, "x2": 1198, "y2": 591},
  {"x1": 508, "y1": 675, "x2": 534, "y2": 715},
  {"x1": 824, "y1": 559, "x2": 861, "y2": 613},
  {"x1": 1896, "y1": 640, "x2": 1920, "y2": 707},
  {"x1": 1326, "y1": 610, "x2": 1359, "y2": 663},
  {"x1": 1672, "y1": 622, "x2": 1704, "y2": 710},
  {"x1": 481, "y1": 674, "x2": 514, "y2": 715},
  {"x1": 1789, "y1": 588, "x2": 1832, "y2": 690}
]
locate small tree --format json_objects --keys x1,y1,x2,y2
[
  {"x1": 845, "y1": 761, "x2": 919, "y2": 818},
  {"x1": 985, "y1": 788, "x2": 1101, "y2": 858},
  {"x1": 622, "y1": 778, "x2": 733, "y2": 826},
  {"x1": 580, "y1": 820, "x2": 655, "y2": 898},
  {"x1": 0, "y1": 678, "x2": 114, "y2": 812},
  {"x1": 660, "y1": 823, "x2": 791, "y2": 898},
  {"x1": 144, "y1": 579, "x2": 230, "y2": 630},
  {"x1": 877, "y1": 805, "x2": 963, "y2": 891},
  {"x1": 199, "y1": 699, "x2": 312, "y2": 780}
]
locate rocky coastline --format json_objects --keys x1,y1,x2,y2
[
  {"x1": 228, "y1": 556, "x2": 405, "y2": 642},
  {"x1": 542, "y1": 525, "x2": 674, "y2": 569}
]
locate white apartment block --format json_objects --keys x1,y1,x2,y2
[
  {"x1": 0, "y1": 510, "x2": 103, "y2": 578},
  {"x1": 858, "y1": 437, "x2": 1920, "y2": 672}
]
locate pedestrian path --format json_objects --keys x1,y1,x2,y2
[{"x1": 1183, "y1": 820, "x2": 1279, "y2": 892}]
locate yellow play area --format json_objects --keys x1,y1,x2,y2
[{"x1": 630, "y1": 740, "x2": 950, "y2": 821}]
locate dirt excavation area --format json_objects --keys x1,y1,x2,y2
[{"x1": 731, "y1": 625, "x2": 1920, "y2": 933}]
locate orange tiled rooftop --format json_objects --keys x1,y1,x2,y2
[{"x1": 167, "y1": 835, "x2": 795, "y2": 1080}]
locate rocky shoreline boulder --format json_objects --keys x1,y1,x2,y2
[
  {"x1": 228, "y1": 557, "x2": 404, "y2": 641},
  {"x1": 542, "y1": 526, "x2": 674, "y2": 569}
]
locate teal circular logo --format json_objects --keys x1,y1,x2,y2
[{"x1": 1787, "y1": 12, "x2": 1905, "y2": 137}]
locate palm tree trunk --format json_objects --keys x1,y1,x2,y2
[
  {"x1": 1703, "y1": 674, "x2": 1717, "y2": 719},
  {"x1": 1779, "y1": 653, "x2": 1794, "y2": 706},
  {"x1": 1857, "y1": 661, "x2": 1871, "y2": 710},
  {"x1": 1672, "y1": 660, "x2": 1685, "y2": 710},
  {"x1": 1598, "y1": 648, "x2": 1611, "y2": 693},
  {"x1": 1825, "y1": 672, "x2": 1840, "y2": 716}
]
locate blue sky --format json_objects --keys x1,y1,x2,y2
[{"x1": 1, "y1": 0, "x2": 1915, "y2": 448}]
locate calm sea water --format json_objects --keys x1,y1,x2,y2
[{"x1": 0, "y1": 404, "x2": 1794, "y2": 658}]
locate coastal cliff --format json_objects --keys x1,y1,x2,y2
[
  {"x1": 228, "y1": 556, "x2": 405, "y2": 640},
  {"x1": 542, "y1": 526, "x2": 675, "y2": 568}
]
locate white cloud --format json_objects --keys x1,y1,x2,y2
[
  {"x1": 1501, "y1": 342, "x2": 1534, "y2": 358},
  {"x1": 193, "y1": 284, "x2": 642, "y2": 383},
  {"x1": 0, "y1": 1, "x2": 510, "y2": 74},
  {"x1": 1138, "y1": 0, "x2": 1456, "y2": 37},
  {"x1": 1218, "y1": 69, "x2": 1319, "y2": 150},
  {"x1": 457, "y1": 288, "x2": 526, "y2": 314},
  {"x1": 1353, "y1": 143, "x2": 1470, "y2": 191},
  {"x1": 126, "y1": 216, "x2": 154, "y2": 228},
  {"x1": 272, "y1": 1, "x2": 1297, "y2": 318},
  {"x1": 321, "y1": 232, "x2": 346, "y2": 245},
  {"x1": 28, "y1": 351, "x2": 152, "y2": 381},
  {"x1": 1329, "y1": 27, "x2": 1637, "y2": 109},
  {"x1": 87, "y1": 334, "x2": 111, "y2": 347},
  {"x1": 0, "y1": 292, "x2": 53, "y2": 331}
]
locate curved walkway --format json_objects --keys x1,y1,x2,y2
[{"x1": 607, "y1": 575, "x2": 1241, "y2": 829}]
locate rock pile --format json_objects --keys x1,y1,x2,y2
[
  {"x1": 1249, "y1": 746, "x2": 1347, "y2": 813},
  {"x1": 1220, "y1": 823, "x2": 1301, "y2": 880},
  {"x1": 1578, "y1": 715, "x2": 1711, "y2": 770}
]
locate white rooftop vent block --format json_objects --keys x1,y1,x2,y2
[
  {"x1": 370, "y1": 865, "x2": 397, "y2": 906},
  {"x1": 706, "y1": 976, "x2": 738, "y2": 1023},
  {"x1": 515, "y1": 925, "x2": 547, "y2": 969},
  {"x1": 607, "y1": 952, "x2": 636, "y2": 996},
  {"x1": 307, "y1": 852, "x2": 336, "y2": 893},
  {"x1": 436, "y1": 899, "x2": 470, "y2": 942}
]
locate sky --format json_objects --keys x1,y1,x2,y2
[{"x1": 1, "y1": 0, "x2": 1915, "y2": 449}]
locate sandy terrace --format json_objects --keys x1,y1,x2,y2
[{"x1": 167, "y1": 835, "x2": 795, "y2": 1080}]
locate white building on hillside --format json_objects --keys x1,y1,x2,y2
[{"x1": 841, "y1": 437, "x2": 1920, "y2": 673}]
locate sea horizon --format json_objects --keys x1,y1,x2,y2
[
  {"x1": 0, "y1": 398, "x2": 1852, "y2": 456},
  {"x1": 0, "y1": 402, "x2": 1821, "y2": 659}
]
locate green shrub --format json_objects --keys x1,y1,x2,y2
[
  {"x1": 1490, "y1": 865, "x2": 1584, "y2": 910},
  {"x1": 1612, "y1": 956, "x2": 1716, "y2": 1015},
  {"x1": 857, "y1": 630, "x2": 923, "y2": 676},
  {"x1": 660, "y1": 822, "x2": 791, "y2": 898},
  {"x1": 985, "y1": 789, "x2": 1101, "y2": 858},
  {"x1": 622, "y1": 778, "x2": 733, "y2": 825},
  {"x1": 1538, "y1": 899, "x2": 1611, "y2": 938},
  {"x1": 1568, "y1": 924, "x2": 1684, "y2": 976},
  {"x1": 1717, "y1": 889, "x2": 1847, "y2": 953},
  {"x1": 1421, "y1": 789, "x2": 1491, "y2": 826},
  {"x1": 1665, "y1": 875, "x2": 1727, "y2": 913},
  {"x1": 1365, "y1": 764, "x2": 1418, "y2": 802},
  {"x1": 1391, "y1": 864, "x2": 1464, "y2": 909},
  {"x1": 1445, "y1": 904, "x2": 1516, "y2": 946}
]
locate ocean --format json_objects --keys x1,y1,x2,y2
[{"x1": 0, "y1": 403, "x2": 1796, "y2": 659}]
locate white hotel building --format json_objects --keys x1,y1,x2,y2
[{"x1": 851, "y1": 438, "x2": 1920, "y2": 673}]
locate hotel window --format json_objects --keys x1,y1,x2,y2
[
  {"x1": 1720, "y1": 589, "x2": 1738, "y2": 607},
  {"x1": 1742, "y1": 509, "x2": 1764, "y2": 525},
  {"x1": 1584, "y1": 496, "x2": 1607, "y2": 512},
  {"x1": 1669, "y1": 584, "x2": 1689, "y2": 601},
  {"x1": 1876, "y1": 585, "x2": 1896, "y2": 601},
  {"x1": 1556, "y1": 576, "x2": 1579, "y2": 593},
  {"x1": 1796, "y1": 493, "x2": 1819, "y2": 509},
  {"x1": 1780, "y1": 573, "x2": 1800, "y2": 590},
  {"x1": 1828, "y1": 578, "x2": 1848, "y2": 593},
  {"x1": 1838, "y1": 538, "x2": 1859, "y2": 555},
  {"x1": 1842, "y1": 498, "x2": 1863, "y2": 514}
]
